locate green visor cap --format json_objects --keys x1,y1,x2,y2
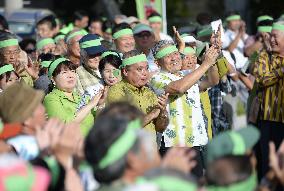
[
  {"x1": 197, "y1": 26, "x2": 213, "y2": 38},
  {"x1": 206, "y1": 126, "x2": 260, "y2": 164}
]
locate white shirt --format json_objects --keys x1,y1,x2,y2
[
  {"x1": 147, "y1": 50, "x2": 160, "y2": 72},
  {"x1": 222, "y1": 29, "x2": 248, "y2": 69}
]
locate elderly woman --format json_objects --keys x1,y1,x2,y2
[
  {"x1": 0, "y1": 64, "x2": 20, "y2": 92},
  {"x1": 76, "y1": 34, "x2": 106, "y2": 95},
  {"x1": 44, "y1": 56, "x2": 102, "y2": 136}
]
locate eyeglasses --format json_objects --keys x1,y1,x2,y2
[
  {"x1": 3, "y1": 49, "x2": 21, "y2": 57},
  {"x1": 135, "y1": 32, "x2": 152, "y2": 38}
]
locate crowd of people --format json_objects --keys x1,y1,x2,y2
[{"x1": 0, "y1": 7, "x2": 283, "y2": 191}]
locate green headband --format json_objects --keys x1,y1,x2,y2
[
  {"x1": 0, "y1": 64, "x2": 14, "y2": 76},
  {"x1": 5, "y1": 165, "x2": 35, "y2": 190},
  {"x1": 138, "y1": 176, "x2": 197, "y2": 191},
  {"x1": 113, "y1": 29, "x2": 133, "y2": 39},
  {"x1": 0, "y1": 39, "x2": 19, "y2": 49},
  {"x1": 272, "y1": 23, "x2": 284, "y2": 31},
  {"x1": 226, "y1": 15, "x2": 241, "y2": 21},
  {"x1": 197, "y1": 27, "x2": 213, "y2": 38},
  {"x1": 66, "y1": 31, "x2": 85, "y2": 42},
  {"x1": 183, "y1": 47, "x2": 196, "y2": 55},
  {"x1": 148, "y1": 16, "x2": 162, "y2": 23},
  {"x1": 36, "y1": 38, "x2": 55, "y2": 50},
  {"x1": 40, "y1": 61, "x2": 52, "y2": 68},
  {"x1": 80, "y1": 39, "x2": 102, "y2": 49},
  {"x1": 121, "y1": 54, "x2": 147, "y2": 68},
  {"x1": 206, "y1": 173, "x2": 257, "y2": 191},
  {"x1": 48, "y1": 57, "x2": 69, "y2": 78},
  {"x1": 257, "y1": 26, "x2": 272, "y2": 33},
  {"x1": 229, "y1": 132, "x2": 246, "y2": 155},
  {"x1": 257, "y1": 15, "x2": 273, "y2": 23},
  {"x1": 105, "y1": 28, "x2": 112, "y2": 34},
  {"x1": 101, "y1": 51, "x2": 120, "y2": 58},
  {"x1": 155, "y1": 45, "x2": 178, "y2": 59},
  {"x1": 98, "y1": 119, "x2": 141, "y2": 169},
  {"x1": 54, "y1": 35, "x2": 65, "y2": 44}
]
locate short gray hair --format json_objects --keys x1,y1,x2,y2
[{"x1": 151, "y1": 40, "x2": 175, "y2": 59}]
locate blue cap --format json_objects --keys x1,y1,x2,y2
[{"x1": 79, "y1": 34, "x2": 106, "y2": 56}]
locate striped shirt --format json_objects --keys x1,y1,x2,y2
[{"x1": 253, "y1": 50, "x2": 284, "y2": 123}]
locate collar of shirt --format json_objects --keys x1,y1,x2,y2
[
  {"x1": 122, "y1": 79, "x2": 147, "y2": 94},
  {"x1": 52, "y1": 88, "x2": 80, "y2": 103}
]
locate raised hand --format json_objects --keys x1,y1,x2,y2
[
  {"x1": 204, "y1": 45, "x2": 220, "y2": 66},
  {"x1": 157, "y1": 93, "x2": 169, "y2": 111},
  {"x1": 173, "y1": 26, "x2": 185, "y2": 52}
]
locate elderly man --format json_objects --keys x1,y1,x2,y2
[
  {"x1": 133, "y1": 23, "x2": 159, "y2": 73},
  {"x1": 107, "y1": 50, "x2": 169, "y2": 133},
  {"x1": 112, "y1": 23, "x2": 135, "y2": 54},
  {"x1": 0, "y1": 31, "x2": 35, "y2": 86},
  {"x1": 253, "y1": 21, "x2": 284, "y2": 177},
  {"x1": 76, "y1": 34, "x2": 106, "y2": 95},
  {"x1": 65, "y1": 29, "x2": 87, "y2": 67},
  {"x1": 149, "y1": 40, "x2": 220, "y2": 177}
]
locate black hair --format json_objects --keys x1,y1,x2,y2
[
  {"x1": 84, "y1": 102, "x2": 144, "y2": 183},
  {"x1": 38, "y1": 53, "x2": 56, "y2": 75},
  {"x1": 257, "y1": 19, "x2": 274, "y2": 27},
  {"x1": 0, "y1": 15, "x2": 9, "y2": 30},
  {"x1": 196, "y1": 12, "x2": 212, "y2": 26},
  {"x1": 206, "y1": 155, "x2": 253, "y2": 186},
  {"x1": 73, "y1": 10, "x2": 89, "y2": 22},
  {"x1": 112, "y1": 23, "x2": 131, "y2": 36},
  {"x1": 36, "y1": 15, "x2": 57, "y2": 29},
  {"x1": 89, "y1": 17, "x2": 102, "y2": 24},
  {"x1": 147, "y1": 12, "x2": 161, "y2": 19},
  {"x1": 0, "y1": 65, "x2": 19, "y2": 83},
  {"x1": 102, "y1": 20, "x2": 114, "y2": 33},
  {"x1": 98, "y1": 53, "x2": 122, "y2": 74},
  {"x1": 19, "y1": 38, "x2": 36, "y2": 50},
  {"x1": 101, "y1": 40, "x2": 114, "y2": 49},
  {"x1": 50, "y1": 55, "x2": 77, "y2": 78}
]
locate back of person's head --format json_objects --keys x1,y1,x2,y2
[
  {"x1": 73, "y1": 10, "x2": 88, "y2": 22},
  {"x1": 36, "y1": 15, "x2": 57, "y2": 30},
  {"x1": 0, "y1": 15, "x2": 9, "y2": 30},
  {"x1": 112, "y1": 22, "x2": 132, "y2": 36},
  {"x1": 206, "y1": 155, "x2": 253, "y2": 186},
  {"x1": 196, "y1": 12, "x2": 212, "y2": 26}
]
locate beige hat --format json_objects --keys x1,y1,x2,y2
[{"x1": 0, "y1": 82, "x2": 44, "y2": 123}]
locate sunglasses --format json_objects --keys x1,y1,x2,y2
[{"x1": 135, "y1": 32, "x2": 152, "y2": 38}]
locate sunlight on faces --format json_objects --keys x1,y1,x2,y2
[
  {"x1": 115, "y1": 35, "x2": 135, "y2": 53},
  {"x1": 122, "y1": 61, "x2": 149, "y2": 88},
  {"x1": 53, "y1": 67, "x2": 77, "y2": 93},
  {"x1": 0, "y1": 45, "x2": 20, "y2": 66},
  {"x1": 181, "y1": 53, "x2": 197, "y2": 70},
  {"x1": 0, "y1": 72, "x2": 19, "y2": 90},
  {"x1": 36, "y1": 23, "x2": 55, "y2": 38},
  {"x1": 158, "y1": 48, "x2": 182, "y2": 73},
  {"x1": 149, "y1": 22, "x2": 162, "y2": 33},
  {"x1": 270, "y1": 29, "x2": 284, "y2": 54},
  {"x1": 102, "y1": 63, "x2": 121, "y2": 86},
  {"x1": 68, "y1": 35, "x2": 83, "y2": 58}
]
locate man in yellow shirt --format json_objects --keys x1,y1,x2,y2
[{"x1": 107, "y1": 50, "x2": 168, "y2": 133}]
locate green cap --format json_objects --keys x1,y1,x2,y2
[
  {"x1": 197, "y1": 25, "x2": 213, "y2": 38},
  {"x1": 133, "y1": 23, "x2": 153, "y2": 35},
  {"x1": 206, "y1": 126, "x2": 260, "y2": 164}
]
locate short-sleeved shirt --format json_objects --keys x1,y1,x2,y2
[
  {"x1": 222, "y1": 29, "x2": 248, "y2": 69},
  {"x1": 107, "y1": 80, "x2": 158, "y2": 132},
  {"x1": 149, "y1": 71, "x2": 208, "y2": 147},
  {"x1": 43, "y1": 88, "x2": 94, "y2": 136}
]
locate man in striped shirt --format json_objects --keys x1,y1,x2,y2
[{"x1": 253, "y1": 21, "x2": 284, "y2": 176}]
